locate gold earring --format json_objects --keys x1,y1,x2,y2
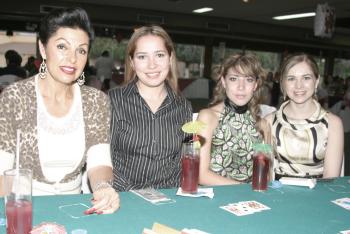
[
  {"x1": 77, "y1": 72, "x2": 85, "y2": 86},
  {"x1": 39, "y1": 59, "x2": 47, "y2": 79}
]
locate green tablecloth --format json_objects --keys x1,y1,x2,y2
[{"x1": 1, "y1": 177, "x2": 350, "y2": 234}]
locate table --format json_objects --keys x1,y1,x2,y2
[{"x1": 1, "y1": 177, "x2": 350, "y2": 234}]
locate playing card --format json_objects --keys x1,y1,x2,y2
[
  {"x1": 332, "y1": 197, "x2": 350, "y2": 210},
  {"x1": 220, "y1": 200, "x2": 270, "y2": 216},
  {"x1": 131, "y1": 188, "x2": 173, "y2": 204},
  {"x1": 220, "y1": 203, "x2": 254, "y2": 216},
  {"x1": 238, "y1": 200, "x2": 271, "y2": 212}
]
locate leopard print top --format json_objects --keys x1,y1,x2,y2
[{"x1": 0, "y1": 76, "x2": 110, "y2": 184}]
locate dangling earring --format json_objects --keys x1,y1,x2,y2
[
  {"x1": 39, "y1": 59, "x2": 47, "y2": 79},
  {"x1": 314, "y1": 87, "x2": 318, "y2": 99},
  {"x1": 77, "y1": 72, "x2": 85, "y2": 86}
]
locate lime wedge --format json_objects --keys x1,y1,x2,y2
[{"x1": 181, "y1": 121, "x2": 206, "y2": 134}]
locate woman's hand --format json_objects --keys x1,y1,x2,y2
[
  {"x1": 86, "y1": 166, "x2": 120, "y2": 214},
  {"x1": 85, "y1": 184, "x2": 120, "y2": 215}
]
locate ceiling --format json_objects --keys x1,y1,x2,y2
[
  {"x1": 1, "y1": 0, "x2": 350, "y2": 55},
  {"x1": 62, "y1": 0, "x2": 350, "y2": 31}
]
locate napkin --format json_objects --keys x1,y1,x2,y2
[{"x1": 176, "y1": 188, "x2": 214, "y2": 199}]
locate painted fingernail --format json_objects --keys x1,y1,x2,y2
[
  {"x1": 84, "y1": 210, "x2": 91, "y2": 215},
  {"x1": 84, "y1": 208, "x2": 96, "y2": 215}
]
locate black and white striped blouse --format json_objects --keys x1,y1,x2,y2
[{"x1": 109, "y1": 80, "x2": 192, "y2": 191}]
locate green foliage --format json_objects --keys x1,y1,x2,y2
[
  {"x1": 248, "y1": 50, "x2": 280, "y2": 72},
  {"x1": 89, "y1": 37, "x2": 128, "y2": 62},
  {"x1": 212, "y1": 47, "x2": 280, "y2": 72},
  {"x1": 212, "y1": 47, "x2": 241, "y2": 65},
  {"x1": 175, "y1": 43, "x2": 204, "y2": 64},
  {"x1": 334, "y1": 58, "x2": 350, "y2": 78}
]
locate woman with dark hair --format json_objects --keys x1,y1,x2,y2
[
  {"x1": 265, "y1": 53, "x2": 343, "y2": 179},
  {"x1": 197, "y1": 52, "x2": 270, "y2": 185},
  {"x1": 109, "y1": 25, "x2": 192, "y2": 191},
  {"x1": 0, "y1": 7, "x2": 119, "y2": 214}
]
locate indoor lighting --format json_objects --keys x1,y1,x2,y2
[
  {"x1": 273, "y1": 12, "x2": 316, "y2": 20},
  {"x1": 193, "y1": 7, "x2": 213, "y2": 13}
]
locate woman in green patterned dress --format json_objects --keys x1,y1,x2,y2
[{"x1": 197, "y1": 53, "x2": 270, "y2": 185}]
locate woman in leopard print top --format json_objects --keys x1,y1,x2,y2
[{"x1": 0, "y1": 7, "x2": 119, "y2": 214}]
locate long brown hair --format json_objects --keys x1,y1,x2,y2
[
  {"x1": 124, "y1": 25, "x2": 179, "y2": 93},
  {"x1": 210, "y1": 52, "x2": 266, "y2": 123}
]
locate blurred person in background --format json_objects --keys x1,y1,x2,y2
[
  {"x1": 95, "y1": 50, "x2": 114, "y2": 87},
  {"x1": 0, "y1": 49, "x2": 27, "y2": 78},
  {"x1": 23, "y1": 56, "x2": 38, "y2": 77},
  {"x1": 330, "y1": 88, "x2": 350, "y2": 176}
]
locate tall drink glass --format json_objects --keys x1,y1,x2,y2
[
  {"x1": 252, "y1": 144, "x2": 272, "y2": 191},
  {"x1": 181, "y1": 142, "x2": 200, "y2": 194},
  {"x1": 4, "y1": 168, "x2": 32, "y2": 234}
]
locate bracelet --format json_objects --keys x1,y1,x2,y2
[{"x1": 93, "y1": 180, "x2": 113, "y2": 192}]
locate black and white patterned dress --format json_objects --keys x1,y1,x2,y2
[{"x1": 272, "y1": 100, "x2": 329, "y2": 178}]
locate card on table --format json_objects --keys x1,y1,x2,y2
[
  {"x1": 332, "y1": 197, "x2": 350, "y2": 210},
  {"x1": 220, "y1": 200, "x2": 270, "y2": 216},
  {"x1": 131, "y1": 188, "x2": 174, "y2": 205},
  {"x1": 239, "y1": 200, "x2": 271, "y2": 212},
  {"x1": 220, "y1": 203, "x2": 254, "y2": 216}
]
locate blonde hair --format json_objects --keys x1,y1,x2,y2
[
  {"x1": 210, "y1": 52, "x2": 266, "y2": 123},
  {"x1": 124, "y1": 25, "x2": 179, "y2": 93}
]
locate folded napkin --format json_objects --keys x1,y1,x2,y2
[{"x1": 176, "y1": 188, "x2": 214, "y2": 199}]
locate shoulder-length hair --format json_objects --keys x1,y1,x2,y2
[
  {"x1": 124, "y1": 25, "x2": 179, "y2": 93},
  {"x1": 279, "y1": 52, "x2": 319, "y2": 99},
  {"x1": 210, "y1": 52, "x2": 266, "y2": 122}
]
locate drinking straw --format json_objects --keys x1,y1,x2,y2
[
  {"x1": 14, "y1": 129, "x2": 20, "y2": 198},
  {"x1": 16, "y1": 129, "x2": 20, "y2": 171}
]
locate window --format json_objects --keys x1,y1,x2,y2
[
  {"x1": 89, "y1": 37, "x2": 128, "y2": 65},
  {"x1": 246, "y1": 50, "x2": 280, "y2": 72},
  {"x1": 175, "y1": 43, "x2": 204, "y2": 78},
  {"x1": 212, "y1": 47, "x2": 280, "y2": 77},
  {"x1": 334, "y1": 58, "x2": 350, "y2": 78}
]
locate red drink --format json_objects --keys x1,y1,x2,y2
[
  {"x1": 181, "y1": 155, "x2": 200, "y2": 193},
  {"x1": 252, "y1": 153, "x2": 270, "y2": 191},
  {"x1": 6, "y1": 199, "x2": 32, "y2": 234}
]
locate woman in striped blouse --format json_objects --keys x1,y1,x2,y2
[{"x1": 109, "y1": 25, "x2": 192, "y2": 191}]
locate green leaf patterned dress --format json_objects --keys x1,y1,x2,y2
[{"x1": 210, "y1": 104, "x2": 261, "y2": 182}]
